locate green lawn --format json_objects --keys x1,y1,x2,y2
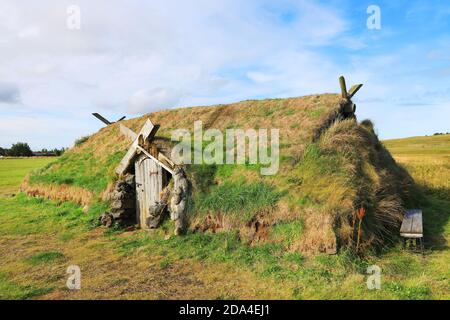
[{"x1": 0, "y1": 158, "x2": 55, "y2": 196}]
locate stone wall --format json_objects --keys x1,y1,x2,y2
[{"x1": 100, "y1": 174, "x2": 136, "y2": 227}]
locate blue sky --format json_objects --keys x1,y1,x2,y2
[{"x1": 0, "y1": 0, "x2": 449, "y2": 149}]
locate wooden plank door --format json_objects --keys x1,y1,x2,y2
[
  {"x1": 135, "y1": 154, "x2": 164, "y2": 229},
  {"x1": 135, "y1": 154, "x2": 147, "y2": 228}
]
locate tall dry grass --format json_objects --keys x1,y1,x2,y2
[
  {"x1": 383, "y1": 134, "x2": 450, "y2": 200},
  {"x1": 290, "y1": 119, "x2": 424, "y2": 254},
  {"x1": 393, "y1": 155, "x2": 450, "y2": 200},
  {"x1": 21, "y1": 176, "x2": 94, "y2": 206}
]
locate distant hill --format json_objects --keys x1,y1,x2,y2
[{"x1": 383, "y1": 134, "x2": 450, "y2": 156}]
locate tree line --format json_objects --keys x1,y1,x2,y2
[{"x1": 0, "y1": 142, "x2": 66, "y2": 157}]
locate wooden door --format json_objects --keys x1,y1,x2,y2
[{"x1": 135, "y1": 154, "x2": 164, "y2": 229}]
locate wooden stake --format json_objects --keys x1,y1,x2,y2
[
  {"x1": 356, "y1": 207, "x2": 366, "y2": 252},
  {"x1": 92, "y1": 113, "x2": 112, "y2": 125},
  {"x1": 136, "y1": 145, "x2": 174, "y2": 175},
  {"x1": 347, "y1": 84, "x2": 363, "y2": 99},
  {"x1": 119, "y1": 124, "x2": 138, "y2": 142},
  {"x1": 339, "y1": 76, "x2": 348, "y2": 99},
  {"x1": 356, "y1": 219, "x2": 362, "y2": 252}
]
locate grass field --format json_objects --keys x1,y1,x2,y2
[
  {"x1": 383, "y1": 134, "x2": 450, "y2": 200},
  {"x1": 0, "y1": 158, "x2": 55, "y2": 196},
  {"x1": 0, "y1": 139, "x2": 448, "y2": 299}
]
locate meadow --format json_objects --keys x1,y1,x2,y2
[
  {"x1": 383, "y1": 134, "x2": 450, "y2": 201},
  {"x1": 0, "y1": 158, "x2": 54, "y2": 196},
  {"x1": 0, "y1": 139, "x2": 448, "y2": 299}
]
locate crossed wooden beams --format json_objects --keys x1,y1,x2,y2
[
  {"x1": 115, "y1": 119, "x2": 174, "y2": 176},
  {"x1": 338, "y1": 76, "x2": 363, "y2": 116},
  {"x1": 92, "y1": 113, "x2": 126, "y2": 126}
]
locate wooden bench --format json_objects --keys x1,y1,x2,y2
[{"x1": 400, "y1": 209, "x2": 424, "y2": 252}]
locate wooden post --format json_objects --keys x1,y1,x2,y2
[
  {"x1": 119, "y1": 124, "x2": 138, "y2": 141},
  {"x1": 348, "y1": 84, "x2": 363, "y2": 99},
  {"x1": 92, "y1": 113, "x2": 112, "y2": 125},
  {"x1": 92, "y1": 113, "x2": 126, "y2": 126},
  {"x1": 339, "y1": 76, "x2": 348, "y2": 99}
]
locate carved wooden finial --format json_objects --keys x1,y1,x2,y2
[
  {"x1": 338, "y1": 76, "x2": 363, "y2": 117},
  {"x1": 338, "y1": 76, "x2": 363, "y2": 100},
  {"x1": 339, "y1": 76, "x2": 348, "y2": 99}
]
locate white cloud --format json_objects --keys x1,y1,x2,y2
[
  {"x1": 247, "y1": 72, "x2": 276, "y2": 83},
  {"x1": 2, "y1": 0, "x2": 446, "y2": 147},
  {"x1": 0, "y1": 0, "x2": 348, "y2": 110},
  {"x1": 128, "y1": 88, "x2": 182, "y2": 114}
]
